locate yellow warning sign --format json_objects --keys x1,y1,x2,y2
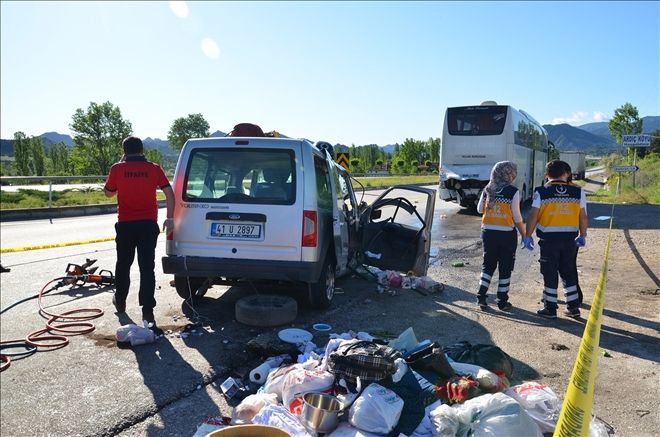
[{"x1": 336, "y1": 152, "x2": 350, "y2": 171}]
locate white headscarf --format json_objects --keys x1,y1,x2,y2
[{"x1": 484, "y1": 161, "x2": 517, "y2": 208}]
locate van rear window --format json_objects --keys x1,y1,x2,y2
[{"x1": 183, "y1": 148, "x2": 296, "y2": 205}]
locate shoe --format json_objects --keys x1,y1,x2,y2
[
  {"x1": 477, "y1": 297, "x2": 489, "y2": 311},
  {"x1": 145, "y1": 321, "x2": 164, "y2": 336},
  {"x1": 564, "y1": 308, "x2": 581, "y2": 318},
  {"x1": 112, "y1": 295, "x2": 126, "y2": 313},
  {"x1": 537, "y1": 308, "x2": 557, "y2": 319},
  {"x1": 498, "y1": 301, "x2": 513, "y2": 311},
  {"x1": 0, "y1": 264, "x2": 10, "y2": 273}
]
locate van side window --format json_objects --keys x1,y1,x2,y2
[
  {"x1": 184, "y1": 152, "x2": 230, "y2": 199},
  {"x1": 314, "y1": 156, "x2": 332, "y2": 212}
]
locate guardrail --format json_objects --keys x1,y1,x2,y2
[{"x1": 0, "y1": 175, "x2": 107, "y2": 209}]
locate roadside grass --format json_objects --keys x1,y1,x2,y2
[
  {"x1": 0, "y1": 175, "x2": 437, "y2": 209},
  {"x1": 588, "y1": 153, "x2": 660, "y2": 205},
  {"x1": 0, "y1": 189, "x2": 166, "y2": 210},
  {"x1": 352, "y1": 175, "x2": 438, "y2": 188}
]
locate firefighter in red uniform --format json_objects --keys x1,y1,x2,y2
[
  {"x1": 476, "y1": 161, "x2": 526, "y2": 311},
  {"x1": 104, "y1": 136, "x2": 174, "y2": 332},
  {"x1": 523, "y1": 160, "x2": 588, "y2": 319}
]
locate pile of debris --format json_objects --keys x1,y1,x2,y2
[{"x1": 195, "y1": 327, "x2": 611, "y2": 436}]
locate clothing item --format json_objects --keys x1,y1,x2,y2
[
  {"x1": 478, "y1": 185, "x2": 522, "y2": 231},
  {"x1": 104, "y1": 156, "x2": 170, "y2": 222},
  {"x1": 478, "y1": 230, "x2": 517, "y2": 305},
  {"x1": 539, "y1": 239, "x2": 579, "y2": 311},
  {"x1": 483, "y1": 161, "x2": 518, "y2": 206},
  {"x1": 532, "y1": 182, "x2": 585, "y2": 241},
  {"x1": 114, "y1": 220, "x2": 160, "y2": 312}
]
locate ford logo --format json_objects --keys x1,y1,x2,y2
[{"x1": 229, "y1": 214, "x2": 241, "y2": 220}]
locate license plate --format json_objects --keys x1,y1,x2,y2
[{"x1": 210, "y1": 222, "x2": 262, "y2": 239}]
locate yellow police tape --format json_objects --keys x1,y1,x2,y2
[
  {"x1": 554, "y1": 207, "x2": 614, "y2": 437},
  {"x1": 0, "y1": 230, "x2": 166, "y2": 254}
]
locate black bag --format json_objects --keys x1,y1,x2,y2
[
  {"x1": 229, "y1": 123, "x2": 265, "y2": 137},
  {"x1": 443, "y1": 341, "x2": 514, "y2": 378},
  {"x1": 328, "y1": 340, "x2": 401, "y2": 385},
  {"x1": 405, "y1": 341, "x2": 455, "y2": 379}
]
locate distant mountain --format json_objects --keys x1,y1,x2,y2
[
  {"x1": 543, "y1": 123, "x2": 619, "y2": 152},
  {"x1": 577, "y1": 116, "x2": 660, "y2": 143},
  {"x1": 143, "y1": 137, "x2": 178, "y2": 157},
  {"x1": 40, "y1": 132, "x2": 73, "y2": 147},
  {"x1": 382, "y1": 144, "x2": 396, "y2": 154},
  {"x1": 210, "y1": 130, "x2": 227, "y2": 137}
]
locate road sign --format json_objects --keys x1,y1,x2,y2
[
  {"x1": 613, "y1": 165, "x2": 639, "y2": 172},
  {"x1": 336, "y1": 152, "x2": 350, "y2": 171},
  {"x1": 622, "y1": 134, "x2": 651, "y2": 147}
]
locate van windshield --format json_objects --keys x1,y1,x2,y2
[
  {"x1": 447, "y1": 106, "x2": 507, "y2": 136},
  {"x1": 183, "y1": 148, "x2": 296, "y2": 204}
]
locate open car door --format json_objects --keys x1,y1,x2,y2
[{"x1": 359, "y1": 185, "x2": 436, "y2": 276}]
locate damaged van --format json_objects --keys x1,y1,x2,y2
[{"x1": 162, "y1": 134, "x2": 435, "y2": 308}]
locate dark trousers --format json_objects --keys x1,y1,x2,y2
[
  {"x1": 539, "y1": 239, "x2": 579, "y2": 311},
  {"x1": 114, "y1": 220, "x2": 160, "y2": 312},
  {"x1": 478, "y1": 230, "x2": 517, "y2": 303}
]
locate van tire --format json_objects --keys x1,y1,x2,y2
[
  {"x1": 308, "y1": 259, "x2": 335, "y2": 309},
  {"x1": 235, "y1": 295, "x2": 298, "y2": 327},
  {"x1": 174, "y1": 276, "x2": 207, "y2": 301}
]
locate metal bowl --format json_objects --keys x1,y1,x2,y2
[{"x1": 301, "y1": 392, "x2": 344, "y2": 434}]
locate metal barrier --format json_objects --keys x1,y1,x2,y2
[{"x1": 0, "y1": 176, "x2": 107, "y2": 208}]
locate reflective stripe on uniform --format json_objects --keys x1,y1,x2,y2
[
  {"x1": 537, "y1": 224, "x2": 579, "y2": 232},
  {"x1": 482, "y1": 224, "x2": 515, "y2": 231}
]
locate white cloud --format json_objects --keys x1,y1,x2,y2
[
  {"x1": 552, "y1": 111, "x2": 589, "y2": 125},
  {"x1": 593, "y1": 111, "x2": 608, "y2": 122},
  {"x1": 169, "y1": 1, "x2": 189, "y2": 18},
  {"x1": 201, "y1": 38, "x2": 220, "y2": 60}
]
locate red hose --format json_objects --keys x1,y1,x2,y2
[{"x1": 0, "y1": 277, "x2": 104, "y2": 371}]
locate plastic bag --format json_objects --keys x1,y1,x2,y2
[
  {"x1": 452, "y1": 393, "x2": 542, "y2": 437},
  {"x1": 505, "y1": 382, "x2": 560, "y2": 433},
  {"x1": 281, "y1": 366, "x2": 335, "y2": 414},
  {"x1": 264, "y1": 363, "x2": 300, "y2": 402},
  {"x1": 429, "y1": 404, "x2": 461, "y2": 437},
  {"x1": 233, "y1": 393, "x2": 278, "y2": 423},
  {"x1": 115, "y1": 322, "x2": 155, "y2": 346},
  {"x1": 349, "y1": 383, "x2": 404, "y2": 434},
  {"x1": 449, "y1": 361, "x2": 506, "y2": 391},
  {"x1": 251, "y1": 404, "x2": 312, "y2": 437},
  {"x1": 443, "y1": 341, "x2": 514, "y2": 378},
  {"x1": 327, "y1": 422, "x2": 383, "y2": 437}
]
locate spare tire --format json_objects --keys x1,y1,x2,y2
[{"x1": 235, "y1": 295, "x2": 298, "y2": 327}]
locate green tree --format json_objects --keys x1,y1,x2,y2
[
  {"x1": 647, "y1": 129, "x2": 660, "y2": 156},
  {"x1": 70, "y1": 101, "x2": 133, "y2": 174},
  {"x1": 426, "y1": 137, "x2": 441, "y2": 163},
  {"x1": 144, "y1": 148, "x2": 164, "y2": 165},
  {"x1": 167, "y1": 113, "x2": 210, "y2": 151},
  {"x1": 30, "y1": 137, "x2": 46, "y2": 176},
  {"x1": 608, "y1": 102, "x2": 642, "y2": 145},
  {"x1": 13, "y1": 132, "x2": 31, "y2": 175},
  {"x1": 48, "y1": 142, "x2": 70, "y2": 175}
]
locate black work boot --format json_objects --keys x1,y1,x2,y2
[
  {"x1": 477, "y1": 295, "x2": 489, "y2": 311},
  {"x1": 112, "y1": 295, "x2": 126, "y2": 313}
]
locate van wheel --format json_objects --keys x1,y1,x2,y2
[
  {"x1": 174, "y1": 276, "x2": 207, "y2": 301},
  {"x1": 308, "y1": 259, "x2": 335, "y2": 309},
  {"x1": 235, "y1": 295, "x2": 298, "y2": 327}
]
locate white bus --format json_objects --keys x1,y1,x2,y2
[{"x1": 439, "y1": 101, "x2": 549, "y2": 209}]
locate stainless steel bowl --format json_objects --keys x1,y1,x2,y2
[{"x1": 301, "y1": 392, "x2": 344, "y2": 434}]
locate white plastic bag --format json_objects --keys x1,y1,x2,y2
[
  {"x1": 429, "y1": 404, "x2": 461, "y2": 437},
  {"x1": 327, "y1": 422, "x2": 384, "y2": 437},
  {"x1": 264, "y1": 363, "x2": 300, "y2": 402},
  {"x1": 233, "y1": 393, "x2": 278, "y2": 423},
  {"x1": 348, "y1": 383, "x2": 404, "y2": 434},
  {"x1": 281, "y1": 367, "x2": 335, "y2": 414},
  {"x1": 252, "y1": 404, "x2": 312, "y2": 437},
  {"x1": 449, "y1": 361, "x2": 506, "y2": 391},
  {"x1": 115, "y1": 322, "x2": 155, "y2": 346},
  {"x1": 505, "y1": 382, "x2": 560, "y2": 433},
  {"x1": 452, "y1": 393, "x2": 542, "y2": 437}
]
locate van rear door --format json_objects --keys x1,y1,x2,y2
[
  {"x1": 358, "y1": 186, "x2": 436, "y2": 276},
  {"x1": 174, "y1": 140, "x2": 302, "y2": 262}
]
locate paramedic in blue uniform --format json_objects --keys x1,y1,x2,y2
[
  {"x1": 523, "y1": 160, "x2": 588, "y2": 319},
  {"x1": 476, "y1": 161, "x2": 526, "y2": 311},
  {"x1": 104, "y1": 136, "x2": 174, "y2": 332}
]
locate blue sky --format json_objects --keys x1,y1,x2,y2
[{"x1": 1, "y1": 1, "x2": 658, "y2": 146}]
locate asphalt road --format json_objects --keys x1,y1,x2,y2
[{"x1": 1, "y1": 187, "x2": 658, "y2": 436}]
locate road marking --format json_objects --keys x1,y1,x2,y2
[
  {"x1": 0, "y1": 237, "x2": 116, "y2": 253},
  {"x1": 554, "y1": 205, "x2": 614, "y2": 437}
]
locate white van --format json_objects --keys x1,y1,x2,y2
[{"x1": 162, "y1": 136, "x2": 436, "y2": 308}]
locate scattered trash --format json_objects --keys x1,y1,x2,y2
[
  {"x1": 313, "y1": 323, "x2": 332, "y2": 332},
  {"x1": 115, "y1": 322, "x2": 155, "y2": 346},
  {"x1": 594, "y1": 216, "x2": 612, "y2": 221},
  {"x1": 220, "y1": 376, "x2": 241, "y2": 399},
  {"x1": 364, "y1": 251, "x2": 382, "y2": 260},
  {"x1": 601, "y1": 349, "x2": 612, "y2": 357},
  {"x1": 451, "y1": 261, "x2": 464, "y2": 267},
  {"x1": 550, "y1": 343, "x2": 569, "y2": 351},
  {"x1": 278, "y1": 328, "x2": 313, "y2": 345}
]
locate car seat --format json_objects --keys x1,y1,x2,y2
[{"x1": 253, "y1": 168, "x2": 290, "y2": 200}]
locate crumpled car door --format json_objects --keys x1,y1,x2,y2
[{"x1": 358, "y1": 185, "x2": 436, "y2": 276}]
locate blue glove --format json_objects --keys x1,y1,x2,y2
[
  {"x1": 521, "y1": 236, "x2": 534, "y2": 251},
  {"x1": 575, "y1": 236, "x2": 586, "y2": 247}
]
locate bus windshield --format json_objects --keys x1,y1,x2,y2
[{"x1": 447, "y1": 106, "x2": 508, "y2": 136}]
